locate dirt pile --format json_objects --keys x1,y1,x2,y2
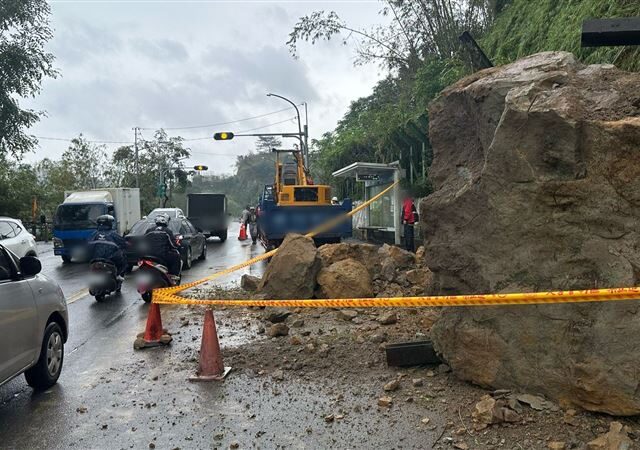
[{"x1": 423, "y1": 52, "x2": 640, "y2": 415}]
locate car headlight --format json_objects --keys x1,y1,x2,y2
[{"x1": 53, "y1": 237, "x2": 63, "y2": 248}]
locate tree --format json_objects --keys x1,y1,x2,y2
[
  {"x1": 60, "y1": 135, "x2": 109, "y2": 190},
  {"x1": 0, "y1": 0, "x2": 57, "y2": 158},
  {"x1": 288, "y1": 1, "x2": 501, "y2": 73},
  {"x1": 255, "y1": 136, "x2": 282, "y2": 153}
]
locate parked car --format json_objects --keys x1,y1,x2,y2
[
  {"x1": 124, "y1": 216, "x2": 206, "y2": 270},
  {"x1": 0, "y1": 217, "x2": 38, "y2": 258},
  {"x1": 0, "y1": 244, "x2": 68, "y2": 390}
]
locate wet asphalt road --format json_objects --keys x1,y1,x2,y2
[{"x1": 0, "y1": 223, "x2": 269, "y2": 449}]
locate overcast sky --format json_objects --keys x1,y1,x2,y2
[{"x1": 24, "y1": 0, "x2": 387, "y2": 174}]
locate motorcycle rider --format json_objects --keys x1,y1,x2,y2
[
  {"x1": 143, "y1": 214, "x2": 182, "y2": 278},
  {"x1": 87, "y1": 215, "x2": 127, "y2": 277},
  {"x1": 244, "y1": 206, "x2": 259, "y2": 244}
]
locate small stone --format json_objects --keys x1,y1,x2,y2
[
  {"x1": 355, "y1": 335, "x2": 365, "y2": 344},
  {"x1": 324, "y1": 414, "x2": 335, "y2": 423},
  {"x1": 304, "y1": 343, "x2": 316, "y2": 353},
  {"x1": 378, "y1": 396, "x2": 393, "y2": 407},
  {"x1": 289, "y1": 335, "x2": 302, "y2": 345},
  {"x1": 378, "y1": 312, "x2": 397, "y2": 325},
  {"x1": 241, "y1": 274, "x2": 261, "y2": 291},
  {"x1": 76, "y1": 406, "x2": 88, "y2": 413},
  {"x1": 230, "y1": 441, "x2": 239, "y2": 449},
  {"x1": 267, "y1": 323, "x2": 289, "y2": 337},
  {"x1": 412, "y1": 378, "x2": 424, "y2": 387},
  {"x1": 548, "y1": 442, "x2": 566, "y2": 450},
  {"x1": 257, "y1": 326, "x2": 265, "y2": 335},
  {"x1": 437, "y1": 363, "x2": 451, "y2": 374},
  {"x1": 383, "y1": 379, "x2": 400, "y2": 392},
  {"x1": 453, "y1": 443, "x2": 469, "y2": 450},
  {"x1": 336, "y1": 310, "x2": 358, "y2": 321},
  {"x1": 421, "y1": 417, "x2": 430, "y2": 424},
  {"x1": 264, "y1": 309, "x2": 291, "y2": 324},
  {"x1": 149, "y1": 444, "x2": 155, "y2": 449},
  {"x1": 318, "y1": 343, "x2": 330, "y2": 356},
  {"x1": 370, "y1": 333, "x2": 387, "y2": 343},
  {"x1": 426, "y1": 370, "x2": 436, "y2": 377},
  {"x1": 272, "y1": 369, "x2": 284, "y2": 381},
  {"x1": 291, "y1": 319, "x2": 305, "y2": 328}
]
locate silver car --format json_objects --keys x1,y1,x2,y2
[{"x1": 0, "y1": 244, "x2": 68, "y2": 390}]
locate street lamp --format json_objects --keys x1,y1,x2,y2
[{"x1": 266, "y1": 93, "x2": 307, "y2": 165}]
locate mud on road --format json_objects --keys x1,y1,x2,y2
[{"x1": 24, "y1": 288, "x2": 637, "y2": 450}]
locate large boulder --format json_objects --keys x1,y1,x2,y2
[
  {"x1": 318, "y1": 242, "x2": 383, "y2": 276},
  {"x1": 258, "y1": 234, "x2": 320, "y2": 299},
  {"x1": 425, "y1": 52, "x2": 640, "y2": 415},
  {"x1": 316, "y1": 258, "x2": 373, "y2": 299}
]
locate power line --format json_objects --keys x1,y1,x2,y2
[
  {"x1": 138, "y1": 105, "x2": 302, "y2": 131},
  {"x1": 181, "y1": 116, "x2": 297, "y2": 141},
  {"x1": 33, "y1": 135, "x2": 133, "y2": 144}
]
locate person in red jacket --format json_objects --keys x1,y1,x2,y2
[{"x1": 401, "y1": 194, "x2": 418, "y2": 252}]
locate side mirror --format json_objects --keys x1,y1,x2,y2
[{"x1": 20, "y1": 256, "x2": 42, "y2": 277}]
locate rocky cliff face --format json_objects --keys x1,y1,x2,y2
[{"x1": 424, "y1": 52, "x2": 640, "y2": 415}]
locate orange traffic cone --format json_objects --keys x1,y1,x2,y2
[
  {"x1": 238, "y1": 223, "x2": 247, "y2": 241},
  {"x1": 133, "y1": 303, "x2": 173, "y2": 350},
  {"x1": 189, "y1": 309, "x2": 231, "y2": 381}
]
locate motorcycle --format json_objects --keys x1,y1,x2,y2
[
  {"x1": 88, "y1": 259, "x2": 122, "y2": 302},
  {"x1": 136, "y1": 257, "x2": 180, "y2": 303}
]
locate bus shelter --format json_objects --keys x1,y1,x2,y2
[{"x1": 332, "y1": 162, "x2": 402, "y2": 245}]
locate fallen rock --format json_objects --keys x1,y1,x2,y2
[
  {"x1": 272, "y1": 369, "x2": 284, "y2": 381},
  {"x1": 266, "y1": 323, "x2": 289, "y2": 337},
  {"x1": 240, "y1": 274, "x2": 261, "y2": 292},
  {"x1": 379, "y1": 244, "x2": 415, "y2": 269},
  {"x1": 318, "y1": 242, "x2": 383, "y2": 276},
  {"x1": 336, "y1": 309, "x2": 358, "y2": 321},
  {"x1": 291, "y1": 319, "x2": 305, "y2": 328},
  {"x1": 383, "y1": 379, "x2": 400, "y2": 392},
  {"x1": 317, "y1": 259, "x2": 373, "y2": 299},
  {"x1": 471, "y1": 395, "x2": 521, "y2": 430},
  {"x1": 516, "y1": 393, "x2": 557, "y2": 411},
  {"x1": 289, "y1": 335, "x2": 302, "y2": 345},
  {"x1": 587, "y1": 422, "x2": 633, "y2": 450},
  {"x1": 258, "y1": 234, "x2": 320, "y2": 299},
  {"x1": 548, "y1": 442, "x2": 566, "y2": 450},
  {"x1": 428, "y1": 52, "x2": 640, "y2": 415},
  {"x1": 263, "y1": 309, "x2": 291, "y2": 324},
  {"x1": 378, "y1": 396, "x2": 393, "y2": 407},
  {"x1": 405, "y1": 268, "x2": 433, "y2": 286},
  {"x1": 412, "y1": 378, "x2": 424, "y2": 387},
  {"x1": 378, "y1": 312, "x2": 398, "y2": 325}
]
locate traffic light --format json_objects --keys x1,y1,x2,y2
[
  {"x1": 213, "y1": 132, "x2": 234, "y2": 141},
  {"x1": 193, "y1": 165, "x2": 208, "y2": 171}
]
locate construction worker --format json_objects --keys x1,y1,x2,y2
[
  {"x1": 331, "y1": 196, "x2": 339, "y2": 205},
  {"x1": 401, "y1": 194, "x2": 418, "y2": 253},
  {"x1": 244, "y1": 206, "x2": 259, "y2": 245}
]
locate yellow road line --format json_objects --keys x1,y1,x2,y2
[{"x1": 66, "y1": 288, "x2": 90, "y2": 304}]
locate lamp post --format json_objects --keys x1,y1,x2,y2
[{"x1": 266, "y1": 93, "x2": 307, "y2": 166}]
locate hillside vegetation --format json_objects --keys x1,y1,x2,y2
[{"x1": 299, "y1": 0, "x2": 640, "y2": 200}]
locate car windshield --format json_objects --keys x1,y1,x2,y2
[
  {"x1": 54, "y1": 204, "x2": 106, "y2": 230},
  {"x1": 129, "y1": 220, "x2": 180, "y2": 236},
  {"x1": 148, "y1": 209, "x2": 180, "y2": 219}
]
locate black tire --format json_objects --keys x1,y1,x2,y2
[
  {"x1": 183, "y1": 247, "x2": 192, "y2": 270},
  {"x1": 198, "y1": 242, "x2": 207, "y2": 260},
  {"x1": 25, "y1": 322, "x2": 64, "y2": 390},
  {"x1": 95, "y1": 294, "x2": 105, "y2": 302},
  {"x1": 61, "y1": 255, "x2": 71, "y2": 264},
  {"x1": 219, "y1": 230, "x2": 227, "y2": 242},
  {"x1": 142, "y1": 291, "x2": 152, "y2": 303}
]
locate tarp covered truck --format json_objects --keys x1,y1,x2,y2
[
  {"x1": 186, "y1": 193, "x2": 228, "y2": 241},
  {"x1": 53, "y1": 188, "x2": 141, "y2": 263}
]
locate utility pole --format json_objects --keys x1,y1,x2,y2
[
  {"x1": 304, "y1": 102, "x2": 309, "y2": 165},
  {"x1": 133, "y1": 127, "x2": 140, "y2": 188}
]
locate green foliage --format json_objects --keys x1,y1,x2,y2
[
  {"x1": 0, "y1": 0, "x2": 57, "y2": 158},
  {"x1": 482, "y1": 0, "x2": 640, "y2": 71}
]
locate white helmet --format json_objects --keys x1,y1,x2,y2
[{"x1": 331, "y1": 197, "x2": 338, "y2": 202}]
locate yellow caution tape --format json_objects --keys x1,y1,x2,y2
[
  {"x1": 152, "y1": 287, "x2": 640, "y2": 308},
  {"x1": 154, "y1": 180, "x2": 400, "y2": 297}
]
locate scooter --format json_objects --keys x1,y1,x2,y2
[
  {"x1": 88, "y1": 258, "x2": 122, "y2": 302},
  {"x1": 136, "y1": 257, "x2": 180, "y2": 303}
]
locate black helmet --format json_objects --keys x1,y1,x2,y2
[
  {"x1": 154, "y1": 214, "x2": 169, "y2": 228},
  {"x1": 96, "y1": 214, "x2": 115, "y2": 230}
]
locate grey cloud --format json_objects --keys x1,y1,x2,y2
[
  {"x1": 130, "y1": 38, "x2": 189, "y2": 63},
  {"x1": 203, "y1": 45, "x2": 318, "y2": 102},
  {"x1": 50, "y1": 22, "x2": 123, "y2": 66}
]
